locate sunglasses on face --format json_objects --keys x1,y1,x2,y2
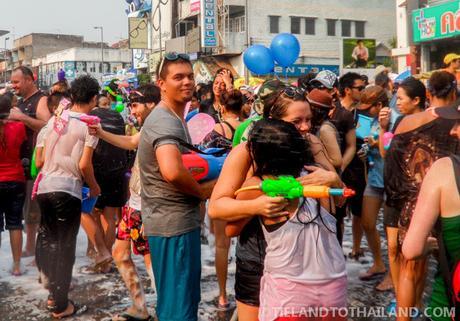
[
  {"x1": 158, "y1": 52, "x2": 191, "y2": 77},
  {"x1": 352, "y1": 85, "x2": 365, "y2": 91}
]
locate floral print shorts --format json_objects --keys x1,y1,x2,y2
[{"x1": 117, "y1": 206, "x2": 149, "y2": 256}]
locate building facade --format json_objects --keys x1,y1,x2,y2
[
  {"x1": 161, "y1": 0, "x2": 396, "y2": 80},
  {"x1": 393, "y1": 0, "x2": 460, "y2": 74},
  {"x1": 32, "y1": 47, "x2": 132, "y2": 89}
]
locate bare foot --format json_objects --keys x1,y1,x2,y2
[
  {"x1": 376, "y1": 273, "x2": 394, "y2": 291},
  {"x1": 12, "y1": 262, "x2": 22, "y2": 276},
  {"x1": 21, "y1": 250, "x2": 34, "y2": 258},
  {"x1": 359, "y1": 265, "x2": 386, "y2": 281}
]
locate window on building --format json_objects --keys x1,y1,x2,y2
[
  {"x1": 291, "y1": 16, "x2": 301, "y2": 34},
  {"x1": 326, "y1": 19, "x2": 337, "y2": 36},
  {"x1": 341, "y1": 20, "x2": 351, "y2": 37},
  {"x1": 355, "y1": 21, "x2": 366, "y2": 37},
  {"x1": 269, "y1": 15, "x2": 280, "y2": 34},
  {"x1": 230, "y1": 15, "x2": 245, "y2": 32},
  {"x1": 304, "y1": 18, "x2": 316, "y2": 35}
]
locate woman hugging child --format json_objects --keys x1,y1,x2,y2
[{"x1": 237, "y1": 118, "x2": 347, "y2": 321}]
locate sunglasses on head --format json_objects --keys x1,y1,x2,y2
[{"x1": 158, "y1": 52, "x2": 191, "y2": 77}]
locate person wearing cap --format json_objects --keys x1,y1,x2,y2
[
  {"x1": 384, "y1": 71, "x2": 460, "y2": 321},
  {"x1": 442, "y1": 53, "x2": 460, "y2": 81},
  {"x1": 307, "y1": 89, "x2": 342, "y2": 170},
  {"x1": 402, "y1": 99, "x2": 460, "y2": 321},
  {"x1": 354, "y1": 86, "x2": 389, "y2": 284},
  {"x1": 232, "y1": 79, "x2": 285, "y2": 146}
]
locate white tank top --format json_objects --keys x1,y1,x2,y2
[{"x1": 261, "y1": 197, "x2": 346, "y2": 284}]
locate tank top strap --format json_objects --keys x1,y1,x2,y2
[{"x1": 450, "y1": 155, "x2": 460, "y2": 195}]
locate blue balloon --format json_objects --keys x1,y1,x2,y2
[
  {"x1": 243, "y1": 45, "x2": 275, "y2": 75},
  {"x1": 270, "y1": 33, "x2": 300, "y2": 67}
]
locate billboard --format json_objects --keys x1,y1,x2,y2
[
  {"x1": 200, "y1": 0, "x2": 218, "y2": 48},
  {"x1": 129, "y1": 17, "x2": 149, "y2": 49},
  {"x1": 342, "y1": 38, "x2": 376, "y2": 69},
  {"x1": 191, "y1": 0, "x2": 200, "y2": 14},
  {"x1": 412, "y1": 0, "x2": 460, "y2": 43}
]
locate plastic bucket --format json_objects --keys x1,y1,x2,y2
[{"x1": 81, "y1": 186, "x2": 98, "y2": 214}]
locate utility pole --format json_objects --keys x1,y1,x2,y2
[
  {"x1": 244, "y1": 0, "x2": 250, "y2": 84},
  {"x1": 94, "y1": 26, "x2": 104, "y2": 81},
  {"x1": 4, "y1": 37, "x2": 9, "y2": 85}
]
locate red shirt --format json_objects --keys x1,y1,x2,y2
[{"x1": 0, "y1": 121, "x2": 26, "y2": 182}]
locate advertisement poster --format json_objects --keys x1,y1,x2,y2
[{"x1": 342, "y1": 38, "x2": 376, "y2": 69}]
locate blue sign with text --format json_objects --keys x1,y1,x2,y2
[{"x1": 274, "y1": 64, "x2": 339, "y2": 77}]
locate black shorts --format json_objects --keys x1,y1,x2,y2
[
  {"x1": 95, "y1": 171, "x2": 128, "y2": 209},
  {"x1": 0, "y1": 182, "x2": 25, "y2": 231},
  {"x1": 235, "y1": 258, "x2": 264, "y2": 306},
  {"x1": 384, "y1": 205, "x2": 400, "y2": 228}
]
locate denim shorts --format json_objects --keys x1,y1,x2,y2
[
  {"x1": 363, "y1": 184, "x2": 385, "y2": 200},
  {"x1": 0, "y1": 181, "x2": 26, "y2": 231}
]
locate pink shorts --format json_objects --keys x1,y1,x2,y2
[
  {"x1": 117, "y1": 206, "x2": 149, "y2": 256},
  {"x1": 259, "y1": 274, "x2": 347, "y2": 321}
]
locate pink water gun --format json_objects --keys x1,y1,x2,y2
[{"x1": 71, "y1": 114, "x2": 101, "y2": 126}]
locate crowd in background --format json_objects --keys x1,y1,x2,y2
[{"x1": 0, "y1": 51, "x2": 459, "y2": 321}]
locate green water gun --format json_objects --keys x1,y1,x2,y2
[{"x1": 235, "y1": 176, "x2": 355, "y2": 199}]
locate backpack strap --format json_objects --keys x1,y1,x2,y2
[{"x1": 152, "y1": 135, "x2": 227, "y2": 156}]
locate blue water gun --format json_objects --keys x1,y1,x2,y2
[{"x1": 182, "y1": 148, "x2": 228, "y2": 182}]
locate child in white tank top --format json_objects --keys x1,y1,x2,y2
[{"x1": 238, "y1": 119, "x2": 347, "y2": 321}]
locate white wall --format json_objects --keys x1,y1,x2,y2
[{"x1": 246, "y1": 0, "x2": 396, "y2": 64}]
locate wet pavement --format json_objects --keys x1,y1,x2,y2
[{"x1": 0, "y1": 214, "x2": 438, "y2": 321}]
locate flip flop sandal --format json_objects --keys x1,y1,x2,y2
[
  {"x1": 52, "y1": 300, "x2": 87, "y2": 319},
  {"x1": 111, "y1": 313, "x2": 154, "y2": 321},
  {"x1": 348, "y1": 250, "x2": 365, "y2": 260},
  {"x1": 358, "y1": 270, "x2": 385, "y2": 281},
  {"x1": 93, "y1": 256, "x2": 113, "y2": 271},
  {"x1": 47, "y1": 295, "x2": 57, "y2": 312}
]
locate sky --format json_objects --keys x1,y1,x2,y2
[{"x1": 0, "y1": 0, "x2": 129, "y2": 48}]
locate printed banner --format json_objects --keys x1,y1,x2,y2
[
  {"x1": 129, "y1": 17, "x2": 149, "y2": 49},
  {"x1": 412, "y1": 0, "x2": 460, "y2": 43},
  {"x1": 200, "y1": 0, "x2": 218, "y2": 48}
]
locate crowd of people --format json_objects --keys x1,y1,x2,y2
[{"x1": 0, "y1": 51, "x2": 459, "y2": 321}]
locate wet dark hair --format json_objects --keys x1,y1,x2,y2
[
  {"x1": 398, "y1": 77, "x2": 426, "y2": 109},
  {"x1": 248, "y1": 119, "x2": 310, "y2": 177},
  {"x1": 0, "y1": 94, "x2": 12, "y2": 120},
  {"x1": 197, "y1": 83, "x2": 213, "y2": 102},
  {"x1": 133, "y1": 83, "x2": 161, "y2": 104},
  {"x1": 70, "y1": 75, "x2": 100, "y2": 105},
  {"x1": 338, "y1": 72, "x2": 362, "y2": 97},
  {"x1": 220, "y1": 89, "x2": 243, "y2": 114},
  {"x1": 375, "y1": 73, "x2": 391, "y2": 90},
  {"x1": 310, "y1": 106, "x2": 331, "y2": 133},
  {"x1": 0, "y1": 94, "x2": 13, "y2": 149},
  {"x1": 427, "y1": 71, "x2": 457, "y2": 99}
]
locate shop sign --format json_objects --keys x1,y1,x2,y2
[
  {"x1": 200, "y1": 0, "x2": 218, "y2": 48},
  {"x1": 274, "y1": 64, "x2": 339, "y2": 78},
  {"x1": 413, "y1": 0, "x2": 460, "y2": 43}
]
